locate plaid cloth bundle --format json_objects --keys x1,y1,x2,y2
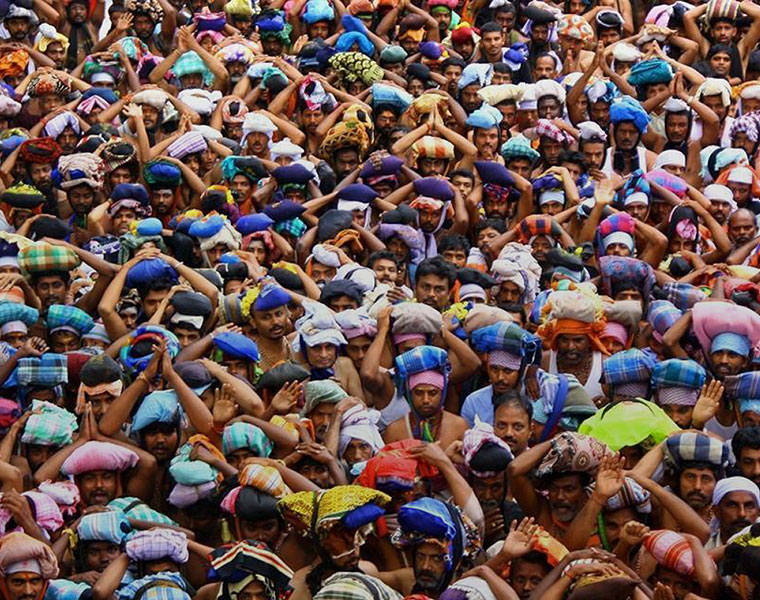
[
  {"x1": 602, "y1": 349, "x2": 656, "y2": 386},
  {"x1": 126, "y1": 529, "x2": 189, "y2": 563},
  {"x1": 117, "y1": 572, "x2": 191, "y2": 600},
  {"x1": 603, "y1": 477, "x2": 651, "y2": 514},
  {"x1": 21, "y1": 400, "x2": 77, "y2": 447},
  {"x1": 647, "y1": 300, "x2": 683, "y2": 339},
  {"x1": 222, "y1": 422, "x2": 273, "y2": 457},
  {"x1": 394, "y1": 345, "x2": 450, "y2": 382},
  {"x1": 17, "y1": 354, "x2": 68, "y2": 388},
  {"x1": 18, "y1": 243, "x2": 80, "y2": 275},
  {"x1": 599, "y1": 256, "x2": 655, "y2": 299},
  {"x1": 514, "y1": 215, "x2": 561, "y2": 244},
  {"x1": 77, "y1": 510, "x2": 131, "y2": 544},
  {"x1": 664, "y1": 431, "x2": 729, "y2": 470},
  {"x1": 0, "y1": 302, "x2": 38, "y2": 327},
  {"x1": 661, "y1": 282, "x2": 708, "y2": 311},
  {"x1": 651, "y1": 359, "x2": 706, "y2": 390},
  {"x1": 470, "y1": 321, "x2": 542, "y2": 364},
  {"x1": 108, "y1": 497, "x2": 178, "y2": 527}
]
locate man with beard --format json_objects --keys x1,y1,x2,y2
[
  {"x1": 733, "y1": 427, "x2": 760, "y2": 487},
  {"x1": 281, "y1": 485, "x2": 391, "y2": 600},
  {"x1": 124, "y1": 0, "x2": 176, "y2": 57},
  {"x1": 413, "y1": 257, "x2": 455, "y2": 312},
  {"x1": 663, "y1": 432, "x2": 727, "y2": 525},
  {"x1": 16, "y1": 138, "x2": 63, "y2": 215},
  {"x1": 377, "y1": 497, "x2": 479, "y2": 598},
  {"x1": 602, "y1": 97, "x2": 656, "y2": 177},
  {"x1": 0, "y1": 532, "x2": 59, "y2": 600},
  {"x1": 373, "y1": 106, "x2": 400, "y2": 152},
  {"x1": 727, "y1": 208, "x2": 758, "y2": 254},
  {"x1": 59, "y1": 0, "x2": 96, "y2": 70},
  {"x1": 704, "y1": 183, "x2": 736, "y2": 227},
  {"x1": 2, "y1": 6, "x2": 38, "y2": 47},
  {"x1": 367, "y1": 252, "x2": 399, "y2": 287},
  {"x1": 707, "y1": 476, "x2": 760, "y2": 548},
  {"x1": 535, "y1": 80, "x2": 565, "y2": 120},
  {"x1": 508, "y1": 434, "x2": 595, "y2": 542},
  {"x1": 56, "y1": 153, "x2": 105, "y2": 235},
  {"x1": 301, "y1": 380, "x2": 348, "y2": 443}
]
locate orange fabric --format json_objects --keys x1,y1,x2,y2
[{"x1": 538, "y1": 318, "x2": 610, "y2": 355}]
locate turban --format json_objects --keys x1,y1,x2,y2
[
  {"x1": 320, "y1": 120, "x2": 370, "y2": 160},
  {"x1": 697, "y1": 77, "x2": 731, "y2": 106},
  {"x1": 463, "y1": 418, "x2": 513, "y2": 477},
  {"x1": 0, "y1": 532, "x2": 58, "y2": 579},
  {"x1": 0, "y1": 49, "x2": 29, "y2": 79},
  {"x1": 328, "y1": 52, "x2": 383, "y2": 87},
  {"x1": 125, "y1": 0, "x2": 163, "y2": 21},
  {"x1": 379, "y1": 45, "x2": 407, "y2": 63},
  {"x1": 55, "y1": 153, "x2": 105, "y2": 190},
  {"x1": 221, "y1": 98, "x2": 248, "y2": 124},
  {"x1": 222, "y1": 422, "x2": 273, "y2": 457},
  {"x1": 651, "y1": 359, "x2": 706, "y2": 405},
  {"x1": 21, "y1": 400, "x2": 77, "y2": 447},
  {"x1": 458, "y1": 63, "x2": 492, "y2": 89},
  {"x1": 315, "y1": 574, "x2": 402, "y2": 600},
  {"x1": 337, "y1": 404, "x2": 384, "y2": 459},
  {"x1": 714, "y1": 476, "x2": 760, "y2": 507},
  {"x1": 610, "y1": 96, "x2": 650, "y2": 132},
  {"x1": 34, "y1": 23, "x2": 69, "y2": 53},
  {"x1": 557, "y1": 14, "x2": 594, "y2": 42},
  {"x1": 77, "y1": 94, "x2": 111, "y2": 115},
  {"x1": 27, "y1": 71, "x2": 70, "y2": 97},
  {"x1": 628, "y1": 59, "x2": 674, "y2": 87},
  {"x1": 173, "y1": 51, "x2": 211, "y2": 82},
  {"x1": 501, "y1": 134, "x2": 540, "y2": 162},
  {"x1": 43, "y1": 111, "x2": 80, "y2": 140},
  {"x1": 132, "y1": 89, "x2": 168, "y2": 109},
  {"x1": 126, "y1": 529, "x2": 188, "y2": 564},
  {"x1": 732, "y1": 114, "x2": 759, "y2": 142},
  {"x1": 143, "y1": 159, "x2": 182, "y2": 189},
  {"x1": 61, "y1": 441, "x2": 139, "y2": 475}
]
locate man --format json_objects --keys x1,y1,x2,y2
[
  {"x1": 282, "y1": 486, "x2": 390, "y2": 599},
  {"x1": 17, "y1": 138, "x2": 62, "y2": 213},
  {"x1": 728, "y1": 208, "x2": 758, "y2": 252},
  {"x1": 378, "y1": 497, "x2": 478, "y2": 598},
  {"x1": 704, "y1": 183, "x2": 736, "y2": 227},
  {"x1": 602, "y1": 98, "x2": 656, "y2": 176},
  {"x1": 414, "y1": 257, "x2": 455, "y2": 312},
  {"x1": 384, "y1": 346, "x2": 469, "y2": 448},
  {"x1": 35, "y1": 440, "x2": 155, "y2": 507},
  {"x1": 651, "y1": 359, "x2": 707, "y2": 429},
  {"x1": 734, "y1": 427, "x2": 760, "y2": 486},
  {"x1": 707, "y1": 476, "x2": 760, "y2": 548},
  {"x1": 0, "y1": 532, "x2": 59, "y2": 600}
]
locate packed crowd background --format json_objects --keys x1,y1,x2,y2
[{"x1": 6, "y1": 0, "x2": 760, "y2": 597}]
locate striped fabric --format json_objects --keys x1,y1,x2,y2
[
  {"x1": 651, "y1": 359, "x2": 706, "y2": 390},
  {"x1": 664, "y1": 431, "x2": 729, "y2": 469},
  {"x1": 643, "y1": 529, "x2": 695, "y2": 576},
  {"x1": 411, "y1": 135, "x2": 455, "y2": 160},
  {"x1": 602, "y1": 349, "x2": 656, "y2": 386}
]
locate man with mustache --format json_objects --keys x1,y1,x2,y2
[
  {"x1": 733, "y1": 427, "x2": 760, "y2": 487},
  {"x1": 707, "y1": 476, "x2": 760, "y2": 548},
  {"x1": 666, "y1": 432, "x2": 727, "y2": 525},
  {"x1": 0, "y1": 532, "x2": 59, "y2": 600},
  {"x1": 377, "y1": 497, "x2": 478, "y2": 598}
]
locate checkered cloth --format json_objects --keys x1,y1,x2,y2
[
  {"x1": 501, "y1": 134, "x2": 540, "y2": 162},
  {"x1": 647, "y1": 300, "x2": 682, "y2": 339},
  {"x1": 77, "y1": 510, "x2": 131, "y2": 544},
  {"x1": 46, "y1": 304, "x2": 95, "y2": 336},
  {"x1": 534, "y1": 119, "x2": 571, "y2": 144},
  {"x1": 315, "y1": 574, "x2": 402, "y2": 600},
  {"x1": 210, "y1": 540, "x2": 293, "y2": 595},
  {"x1": 394, "y1": 345, "x2": 450, "y2": 383},
  {"x1": 470, "y1": 321, "x2": 542, "y2": 364},
  {"x1": 222, "y1": 422, "x2": 273, "y2": 457},
  {"x1": 602, "y1": 349, "x2": 656, "y2": 386},
  {"x1": 273, "y1": 217, "x2": 307, "y2": 238},
  {"x1": 18, "y1": 243, "x2": 80, "y2": 274},
  {"x1": 17, "y1": 354, "x2": 68, "y2": 387},
  {"x1": 651, "y1": 359, "x2": 706, "y2": 390},
  {"x1": 598, "y1": 256, "x2": 655, "y2": 299},
  {"x1": 126, "y1": 529, "x2": 188, "y2": 563},
  {"x1": 21, "y1": 400, "x2": 77, "y2": 446},
  {"x1": 117, "y1": 573, "x2": 191, "y2": 600},
  {"x1": 237, "y1": 464, "x2": 291, "y2": 498},
  {"x1": 661, "y1": 282, "x2": 707, "y2": 311},
  {"x1": 603, "y1": 477, "x2": 651, "y2": 514},
  {"x1": 0, "y1": 302, "x2": 38, "y2": 327},
  {"x1": 108, "y1": 497, "x2": 178, "y2": 526},
  {"x1": 514, "y1": 214, "x2": 561, "y2": 244},
  {"x1": 664, "y1": 431, "x2": 729, "y2": 470}
]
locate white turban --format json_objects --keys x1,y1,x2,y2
[
  {"x1": 612, "y1": 42, "x2": 641, "y2": 63},
  {"x1": 133, "y1": 89, "x2": 168, "y2": 109},
  {"x1": 43, "y1": 111, "x2": 80, "y2": 139},
  {"x1": 697, "y1": 77, "x2": 731, "y2": 107},
  {"x1": 337, "y1": 404, "x2": 384, "y2": 458},
  {"x1": 654, "y1": 149, "x2": 686, "y2": 169},
  {"x1": 713, "y1": 476, "x2": 760, "y2": 507},
  {"x1": 578, "y1": 121, "x2": 607, "y2": 141},
  {"x1": 663, "y1": 97, "x2": 689, "y2": 113},
  {"x1": 270, "y1": 137, "x2": 304, "y2": 161},
  {"x1": 178, "y1": 88, "x2": 222, "y2": 116},
  {"x1": 241, "y1": 112, "x2": 277, "y2": 145},
  {"x1": 535, "y1": 79, "x2": 566, "y2": 104}
]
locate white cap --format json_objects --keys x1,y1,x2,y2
[
  {"x1": 728, "y1": 167, "x2": 754, "y2": 185},
  {"x1": 459, "y1": 283, "x2": 486, "y2": 301},
  {"x1": 704, "y1": 183, "x2": 736, "y2": 205},
  {"x1": 624, "y1": 192, "x2": 649, "y2": 206},
  {"x1": 538, "y1": 190, "x2": 565, "y2": 206},
  {"x1": 6, "y1": 559, "x2": 41, "y2": 575},
  {"x1": 654, "y1": 149, "x2": 686, "y2": 170}
]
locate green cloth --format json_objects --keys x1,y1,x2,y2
[
  {"x1": 21, "y1": 400, "x2": 77, "y2": 446},
  {"x1": 578, "y1": 399, "x2": 678, "y2": 452},
  {"x1": 300, "y1": 380, "x2": 348, "y2": 416}
]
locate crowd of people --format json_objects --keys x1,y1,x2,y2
[{"x1": 6, "y1": 0, "x2": 760, "y2": 597}]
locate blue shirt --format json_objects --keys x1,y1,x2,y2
[{"x1": 461, "y1": 385, "x2": 495, "y2": 427}]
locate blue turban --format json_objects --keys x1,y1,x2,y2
[
  {"x1": 253, "y1": 284, "x2": 291, "y2": 311},
  {"x1": 627, "y1": 58, "x2": 673, "y2": 87},
  {"x1": 336, "y1": 32, "x2": 374, "y2": 56},
  {"x1": 610, "y1": 96, "x2": 650, "y2": 132},
  {"x1": 213, "y1": 331, "x2": 260, "y2": 362},
  {"x1": 131, "y1": 390, "x2": 181, "y2": 432},
  {"x1": 711, "y1": 332, "x2": 751, "y2": 358},
  {"x1": 302, "y1": 0, "x2": 334, "y2": 23}
]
